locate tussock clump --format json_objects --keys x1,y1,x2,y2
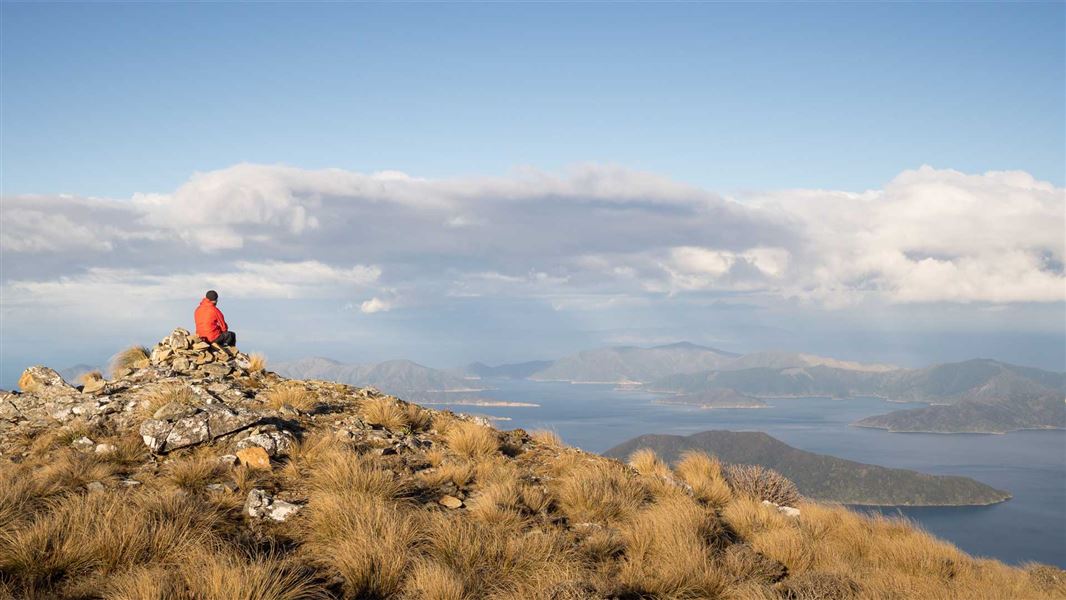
[
  {"x1": 774, "y1": 572, "x2": 862, "y2": 600},
  {"x1": 553, "y1": 460, "x2": 648, "y2": 524},
  {"x1": 675, "y1": 450, "x2": 733, "y2": 507},
  {"x1": 405, "y1": 403, "x2": 434, "y2": 432},
  {"x1": 264, "y1": 383, "x2": 317, "y2": 412},
  {"x1": 721, "y1": 543, "x2": 789, "y2": 584},
  {"x1": 362, "y1": 396, "x2": 409, "y2": 430},
  {"x1": 110, "y1": 345, "x2": 150, "y2": 376},
  {"x1": 16, "y1": 370, "x2": 40, "y2": 393},
  {"x1": 444, "y1": 421, "x2": 500, "y2": 458},
  {"x1": 418, "y1": 460, "x2": 475, "y2": 490},
  {"x1": 529, "y1": 429, "x2": 564, "y2": 447},
  {"x1": 726, "y1": 464, "x2": 801, "y2": 506},
  {"x1": 247, "y1": 352, "x2": 267, "y2": 373},
  {"x1": 77, "y1": 370, "x2": 104, "y2": 386},
  {"x1": 615, "y1": 495, "x2": 730, "y2": 598},
  {"x1": 403, "y1": 560, "x2": 465, "y2": 600},
  {"x1": 308, "y1": 450, "x2": 410, "y2": 501},
  {"x1": 302, "y1": 496, "x2": 417, "y2": 598},
  {"x1": 141, "y1": 384, "x2": 197, "y2": 417},
  {"x1": 627, "y1": 448, "x2": 672, "y2": 479},
  {"x1": 162, "y1": 452, "x2": 230, "y2": 490},
  {"x1": 1027, "y1": 563, "x2": 1066, "y2": 595}
]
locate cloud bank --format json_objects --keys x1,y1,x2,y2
[{"x1": 2, "y1": 164, "x2": 1063, "y2": 330}]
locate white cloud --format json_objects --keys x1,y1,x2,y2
[
  {"x1": 1, "y1": 163, "x2": 1062, "y2": 315},
  {"x1": 360, "y1": 297, "x2": 392, "y2": 313}
]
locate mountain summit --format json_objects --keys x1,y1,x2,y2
[{"x1": 0, "y1": 329, "x2": 1062, "y2": 599}]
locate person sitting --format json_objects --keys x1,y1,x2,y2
[{"x1": 195, "y1": 290, "x2": 236, "y2": 347}]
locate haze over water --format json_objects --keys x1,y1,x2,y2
[{"x1": 446, "y1": 379, "x2": 1066, "y2": 568}]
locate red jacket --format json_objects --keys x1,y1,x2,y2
[{"x1": 194, "y1": 298, "x2": 228, "y2": 341}]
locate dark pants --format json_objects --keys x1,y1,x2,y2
[{"x1": 211, "y1": 331, "x2": 236, "y2": 347}]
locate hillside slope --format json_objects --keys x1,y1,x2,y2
[
  {"x1": 1, "y1": 329, "x2": 1062, "y2": 599},
  {"x1": 603, "y1": 431, "x2": 1010, "y2": 506}
]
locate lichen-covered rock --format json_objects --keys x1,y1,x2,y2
[
  {"x1": 245, "y1": 489, "x2": 300, "y2": 521},
  {"x1": 18, "y1": 366, "x2": 73, "y2": 394},
  {"x1": 200, "y1": 363, "x2": 231, "y2": 379},
  {"x1": 153, "y1": 402, "x2": 198, "y2": 421},
  {"x1": 236, "y1": 430, "x2": 294, "y2": 457},
  {"x1": 81, "y1": 377, "x2": 106, "y2": 394},
  {"x1": 164, "y1": 414, "x2": 211, "y2": 450},
  {"x1": 140, "y1": 419, "x2": 173, "y2": 453}
]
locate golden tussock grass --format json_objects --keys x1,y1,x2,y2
[
  {"x1": 403, "y1": 560, "x2": 465, "y2": 600},
  {"x1": 301, "y1": 494, "x2": 418, "y2": 598},
  {"x1": 161, "y1": 451, "x2": 231, "y2": 491},
  {"x1": 443, "y1": 421, "x2": 500, "y2": 458},
  {"x1": 77, "y1": 370, "x2": 104, "y2": 385},
  {"x1": 552, "y1": 460, "x2": 648, "y2": 525},
  {"x1": 417, "y1": 460, "x2": 475, "y2": 490},
  {"x1": 140, "y1": 383, "x2": 198, "y2": 417},
  {"x1": 264, "y1": 383, "x2": 317, "y2": 412},
  {"x1": 307, "y1": 449, "x2": 410, "y2": 501},
  {"x1": 614, "y1": 494, "x2": 729, "y2": 599},
  {"x1": 247, "y1": 352, "x2": 267, "y2": 373},
  {"x1": 361, "y1": 395, "x2": 409, "y2": 430},
  {"x1": 675, "y1": 450, "x2": 733, "y2": 507},
  {"x1": 16, "y1": 370, "x2": 40, "y2": 393},
  {"x1": 110, "y1": 345, "x2": 150, "y2": 376},
  {"x1": 528, "y1": 429, "x2": 564, "y2": 447}
]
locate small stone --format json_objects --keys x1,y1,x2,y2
[
  {"x1": 192, "y1": 341, "x2": 210, "y2": 350},
  {"x1": 218, "y1": 454, "x2": 239, "y2": 466},
  {"x1": 172, "y1": 358, "x2": 191, "y2": 372},
  {"x1": 236, "y1": 446, "x2": 271, "y2": 470},
  {"x1": 86, "y1": 481, "x2": 106, "y2": 493},
  {"x1": 94, "y1": 443, "x2": 118, "y2": 455},
  {"x1": 132, "y1": 358, "x2": 151, "y2": 369},
  {"x1": 438, "y1": 495, "x2": 463, "y2": 509},
  {"x1": 245, "y1": 488, "x2": 301, "y2": 521},
  {"x1": 120, "y1": 479, "x2": 142, "y2": 487},
  {"x1": 194, "y1": 352, "x2": 213, "y2": 365},
  {"x1": 71, "y1": 436, "x2": 95, "y2": 452},
  {"x1": 200, "y1": 363, "x2": 231, "y2": 378},
  {"x1": 140, "y1": 419, "x2": 173, "y2": 453},
  {"x1": 236, "y1": 431, "x2": 294, "y2": 457},
  {"x1": 375, "y1": 446, "x2": 397, "y2": 456}
]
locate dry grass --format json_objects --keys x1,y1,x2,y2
[
  {"x1": 405, "y1": 403, "x2": 435, "y2": 431},
  {"x1": 3, "y1": 378, "x2": 1061, "y2": 600},
  {"x1": 675, "y1": 450, "x2": 733, "y2": 508},
  {"x1": 301, "y1": 494, "x2": 418, "y2": 598},
  {"x1": 140, "y1": 383, "x2": 198, "y2": 417},
  {"x1": 529, "y1": 429, "x2": 564, "y2": 447},
  {"x1": 264, "y1": 383, "x2": 317, "y2": 412},
  {"x1": 307, "y1": 450, "x2": 410, "y2": 501},
  {"x1": 615, "y1": 495, "x2": 729, "y2": 598},
  {"x1": 362, "y1": 396, "x2": 409, "y2": 430},
  {"x1": 16, "y1": 369, "x2": 40, "y2": 393},
  {"x1": 110, "y1": 345, "x2": 150, "y2": 376},
  {"x1": 443, "y1": 421, "x2": 500, "y2": 458},
  {"x1": 552, "y1": 460, "x2": 648, "y2": 524},
  {"x1": 77, "y1": 370, "x2": 104, "y2": 386},
  {"x1": 726, "y1": 464, "x2": 802, "y2": 506},
  {"x1": 247, "y1": 353, "x2": 267, "y2": 373}
]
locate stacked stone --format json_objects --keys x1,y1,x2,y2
[{"x1": 141, "y1": 328, "x2": 254, "y2": 380}]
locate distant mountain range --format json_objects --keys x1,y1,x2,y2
[
  {"x1": 529, "y1": 342, "x2": 740, "y2": 383},
  {"x1": 604, "y1": 430, "x2": 1011, "y2": 506},
  {"x1": 272, "y1": 358, "x2": 483, "y2": 395},
  {"x1": 452, "y1": 360, "x2": 553, "y2": 380}
]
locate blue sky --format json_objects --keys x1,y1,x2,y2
[
  {"x1": 3, "y1": 3, "x2": 1063, "y2": 197},
  {"x1": 1, "y1": 3, "x2": 1064, "y2": 385}
]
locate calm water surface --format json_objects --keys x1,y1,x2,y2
[{"x1": 442, "y1": 379, "x2": 1066, "y2": 568}]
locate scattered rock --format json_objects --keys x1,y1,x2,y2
[
  {"x1": 763, "y1": 500, "x2": 801, "y2": 518},
  {"x1": 71, "y1": 436, "x2": 95, "y2": 452},
  {"x1": 206, "y1": 481, "x2": 239, "y2": 493},
  {"x1": 245, "y1": 489, "x2": 301, "y2": 521},
  {"x1": 94, "y1": 443, "x2": 118, "y2": 455},
  {"x1": 18, "y1": 366, "x2": 73, "y2": 394},
  {"x1": 218, "y1": 454, "x2": 239, "y2": 467},
  {"x1": 85, "y1": 481, "x2": 106, "y2": 493},
  {"x1": 236, "y1": 446, "x2": 272, "y2": 470},
  {"x1": 236, "y1": 431, "x2": 294, "y2": 457},
  {"x1": 438, "y1": 495, "x2": 464, "y2": 509}
]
